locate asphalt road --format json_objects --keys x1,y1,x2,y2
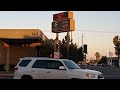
[
  {"x1": 0, "y1": 76, "x2": 13, "y2": 79},
  {"x1": 1, "y1": 65, "x2": 120, "y2": 79},
  {"x1": 80, "y1": 65, "x2": 120, "y2": 79},
  {"x1": 0, "y1": 74, "x2": 13, "y2": 79}
]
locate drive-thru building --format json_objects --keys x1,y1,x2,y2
[{"x1": 0, "y1": 29, "x2": 48, "y2": 70}]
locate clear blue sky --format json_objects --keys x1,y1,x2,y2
[{"x1": 0, "y1": 11, "x2": 120, "y2": 59}]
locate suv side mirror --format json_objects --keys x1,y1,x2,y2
[
  {"x1": 59, "y1": 66, "x2": 66, "y2": 70},
  {"x1": 78, "y1": 64, "x2": 80, "y2": 67}
]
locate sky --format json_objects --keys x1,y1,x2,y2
[{"x1": 0, "y1": 11, "x2": 119, "y2": 59}]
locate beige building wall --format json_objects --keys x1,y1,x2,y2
[{"x1": 0, "y1": 46, "x2": 36, "y2": 65}]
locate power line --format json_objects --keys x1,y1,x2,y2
[
  {"x1": 76, "y1": 30, "x2": 120, "y2": 33},
  {"x1": 42, "y1": 29, "x2": 120, "y2": 34},
  {"x1": 89, "y1": 48, "x2": 114, "y2": 51}
]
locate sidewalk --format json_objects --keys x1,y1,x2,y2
[{"x1": 0, "y1": 71, "x2": 14, "y2": 77}]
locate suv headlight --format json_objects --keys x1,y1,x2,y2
[{"x1": 86, "y1": 73, "x2": 96, "y2": 78}]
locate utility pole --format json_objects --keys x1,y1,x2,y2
[
  {"x1": 81, "y1": 34, "x2": 87, "y2": 64},
  {"x1": 78, "y1": 37, "x2": 80, "y2": 48},
  {"x1": 82, "y1": 34, "x2": 84, "y2": 50},
  {"x1": 82, "y1": 34, "x2": 84, "y2": 62}
]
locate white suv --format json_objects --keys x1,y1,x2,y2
[{"x1": 14, "y1": 57, "x2": 104, "y2": 79}]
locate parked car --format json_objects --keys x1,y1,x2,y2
[{"x1": 14, "y1": 57, "x2": 104, "y2": 79}]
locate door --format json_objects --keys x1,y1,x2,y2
[
  {"x1": 45, "y1": 60, "x2": 67, "y2": 79},
  {"x1": 31, "y1": 60, "x2": 49, "y2": 79}
]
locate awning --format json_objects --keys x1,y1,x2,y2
[{"x1": 0, "y1": 38, "x2": 44, "y2": 45}]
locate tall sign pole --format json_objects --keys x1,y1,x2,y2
[
  {"x1": 67, "y1": 31, "x2": 70, "y2": 58},
  {"x1": 52, "y1": 11, "x2": 75, "y2": 59}
]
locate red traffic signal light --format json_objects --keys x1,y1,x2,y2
[{"x1": 56, "y1": 43, "x2": 60, "y2": 49}]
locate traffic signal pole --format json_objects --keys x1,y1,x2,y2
[
  {"x1": 56, "y1": 33, "x2": 59, "y2": 40},
  {"x1": 81, "y1": 34, "x2": 84, "y2": 64},
  {"x1": 55, "y1": 33, "x2": 59, "y2": 52}
]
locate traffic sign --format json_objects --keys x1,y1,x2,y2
[{"x1": 54, "y1": 52, "x2": 60, "y2": 59}]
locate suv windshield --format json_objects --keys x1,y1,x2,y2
[{"x1": 63, "y1": 60, "x2": 80, "y2": 69}]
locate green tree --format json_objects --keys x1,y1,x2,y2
[
  {"x1": 113, "y1": 36, "x2": 120, "y2": 66},
  {"x1": 76, "y1": 46, "x2": 84, "y2": 62},
  {"x1": 60, "y1": 35, "x2": 84, "y2": 63},
  {"x1": 39, "y1": 39, "x2": 54, "y2": 57},
  {"x1": 39, "y1": 35, "x2": 85, "y2": 63},
  {"x1": 98, "y1": 56, "x2": 107, "y2": 64},
  {"x1": 60, "y1": 39, "x2": 67, "y2": 58},
  {"x1": 69, "y1": 43, "x2": 78, "y2": 63}
]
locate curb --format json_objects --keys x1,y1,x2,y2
[{"x1": 0, "y1": 74, "x2": 14, "y2": 77}]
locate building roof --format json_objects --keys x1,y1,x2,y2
[
  {"x1": 0, "y1": 38, "x2": 43, "y2": 45},
  {"x1": 0, "y1": 29, "x2": 48, "y2": 45}
]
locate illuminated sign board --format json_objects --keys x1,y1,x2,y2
[
  {"x1": 52, "y1": 21, "x2": 61, "y2": 33},
  {"x1": 61, "y1": 18, "x2": 75, "y2": 32},
  {"x1": 52, "y1": 11, "x2": 75, "y2": 33},
  {"x1": 53, "y1": 12, "x2": 73, "y2": 21},
  {"x1": 52, "y1": 18, "x2": 75, "y2": 33},
  {"x1": 61, "y1": 18, "x2": 70, "y2": 32}
]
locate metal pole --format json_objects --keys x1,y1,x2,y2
[
  {"x1": 108, "y1": 56, "x2": 110, "y2": 66},
  {"x1": 85, "y1": 53, "x2": 86, "y2": 65},
  {"x1": 54, "y1": 33, "x2": 59, "y2": 52},
  {"x1": 110, "y1": 56, "x2": 112, "y2": 66},
  {"x1": 71, "y1": 31, "x2": 72, "y2": 44},
  {"x1": 67, "y1": 31, "x2": 70, "y2": 58},
  {"x1": 56, "y1": 33, "x2": 59, "y2": 40},
  {"x1": 6, "y1": 46, "x2": 9, "y2": 72},
  {"x1": 118, "y1": 52, "x2": 120, "y2": 67},
  {"x1": 81, "y1": 34, "x2": 84, "y2": 64}
]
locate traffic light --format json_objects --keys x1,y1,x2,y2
[
  {"x1": 84, "y1": 44, "x2": 87, "y2": 53},
  {"x1": 55, "y1": 42, "x2": 60, "y2": 52}
]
